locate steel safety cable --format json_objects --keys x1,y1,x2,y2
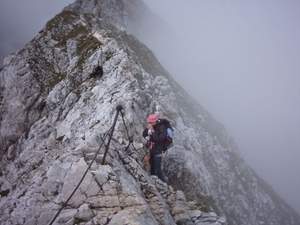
[
  {"x1": 47, "y1": 124, "x2": 114, "y2": 225},
  {"x1": 120, "y1": 110, "x2": 131, "y2": 141},
  {"x1": 120, "y1": 110, "x2": 139, "y2": 152}
]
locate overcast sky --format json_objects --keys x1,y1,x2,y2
[
  {"x1": 142, "y1": 0, "x2": 300, "y2": 214},
  {"x1": 0, "y1": 0, "x2": 299, "y2": 214},
  {"x1": 0, "y1": 0, "x2": 75, "y2": 66}
]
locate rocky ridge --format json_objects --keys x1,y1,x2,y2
[
  {"x1": 0, "y1": 11, "x2": 226, "y2": 225},
  {"x1": 0, "y1": 1, "x2": 299, "y2": 225}
]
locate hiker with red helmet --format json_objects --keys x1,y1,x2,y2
[{"x1": 142, "y1": 114, "x2": 166, "y2": 182}]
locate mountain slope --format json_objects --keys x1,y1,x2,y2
[
  {"x1": 0, "y1": 2, "x2": 299, "y2": 225},
  {"x1": 0, "y1": 11, "x2": 225, "y2": 225}
]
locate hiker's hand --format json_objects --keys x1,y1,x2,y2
[{"x1": 147, "y1": 124, "x2": 154, "y2": 132}]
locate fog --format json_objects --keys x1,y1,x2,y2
[
  {"x1": 0, "y1": 0, "x2": 299, "y2": 214},
  {"x1": 0, "y1": 0, "x2": 75, "y2": 66},
  {"x1": 142, "y1": 0, "x2": 300, "y2": 214}
]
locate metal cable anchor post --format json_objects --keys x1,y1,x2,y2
[{"x1": 101, "y1": 105, "x2": 123, "y2": 165}]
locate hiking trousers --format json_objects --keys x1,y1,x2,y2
[{"x1": 149, "y1": 154, "x2": 165, "y2": 182}]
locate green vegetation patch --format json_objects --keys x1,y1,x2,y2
[
  {"x1": 27, "y1": 11, "x2": 105, "y2": 93},
  {"x1": 45, "y1": 10, "x2": 79, "y2": 32},
  {"x1": 49, "y1": 73, "x2": 67, "y2": 89},
  {"x1": 48, "y1": 12, "x2": 103, "y2": 71},
  {"x1": 76, "y1": 33, "x2": 102, "y2": 70}
]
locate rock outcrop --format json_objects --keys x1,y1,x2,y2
[{"x1": 0, "y1": 1, "x2": 299, "y2": 225}]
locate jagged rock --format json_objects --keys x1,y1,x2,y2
[
  {"x1": 108, "y1": 209, "x2": 158, "y2": 225},
  {"x1": 177, "y1": 218, "x2": 194, "y2": 225},
  {"x1": 86, "y1": 196, "x2": 120, "y2": 208},
  {"x1": 188, "y1": 210, "x2": 202, "y2": 222},
  {"x1": 175, "y1": 190, "x2": 187, "y2": 202},
  {"x1": 0, "y1": 1, "x2": 299, "y2": 225},
  {"x1": 57, "y1": 209, "x2": 78, "y2": 223},
  {"x1": 74, "y1": 204, "x2": 94, "y2": 221},
  {"x1": 92, "y1": 167, "x2": 110, "y2": 185}
]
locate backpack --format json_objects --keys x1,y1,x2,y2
[{"x1": 159, "y1": 118, "x2": 174, "y2": 151}]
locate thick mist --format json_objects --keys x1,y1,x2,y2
[
  {"x1": 0, "y1": 0, "x2": 299, "y2": 214},
  {"x1": 141, "y1": 0, "x2": 300, "y2": 214},
  {"x1": 0, "y1": 0, "x2": 75, "y2": 67}
]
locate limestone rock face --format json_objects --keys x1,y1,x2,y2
[{"x1": 0, "y1": 1, "x2": 299, "y2": 225}]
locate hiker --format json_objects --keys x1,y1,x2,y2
[{"x1": 142, "y1": 114, "x2": 166, "y2": 182}]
